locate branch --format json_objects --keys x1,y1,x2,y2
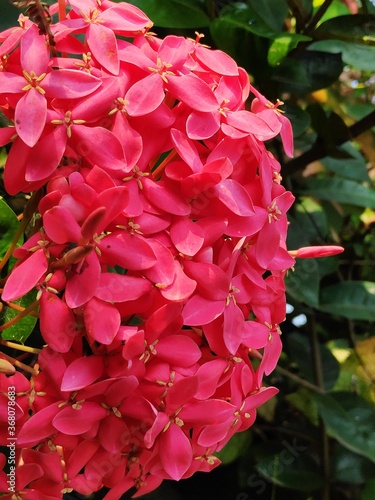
[
  {"x1": 283, "y1": 110, "x2": 375, "y2": 177},
  {"x1": 303, "y1": 0, "x2": 334, "y2": 34}
]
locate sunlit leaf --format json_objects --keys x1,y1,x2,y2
[{"x1": 268, "y1": 33, "x2": 312, "y2": 66}]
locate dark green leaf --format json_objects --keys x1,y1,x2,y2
[
  {"x1": 301, "y1": 178, "x2": 375, "y2": 209},
  {"x1": 314, "y1": 14, "x2": 375, "y2": 46},
  {"x1": 247, "y1": 0, "x2": 289, "y2": 32},
  {"x1": 272, "y1": 51, "x2": 343, "y2": 94},
  {"x1": 283, "y1": 102, "x2": 311, "y2": 138},
  {"x1": 314, "y1": 392, "x2": 375, "y2": 463},
  {"x1": 308, "y1": 40, "x2": 375, "y2": 71},
  {"x1": 321, "y1": 142, "x2": 371, "y2": 182},
  {"x1": 256, "y1": 451, "x2": 323, "y2": 492},
  {"x1": 216, "y1": 430, "x2": 252, "y2": 465},
  {"x1": 333, "y1": 446, "x2": 375, "y2": 484},
  {"x1": 0, "y1": 290, "x2": 38, "y2": 344},
  {"x1": 363, "y1": 479, "x2": 375, "y2": 500},
  {"x1": 211, "y1": 3, "x2": 279, "y2": 40},
  {"x1": 286, "y1": 333, "x2": 340, "y2": 390},
  {"x1": 0, "y1": 198, "x2": 22, "y2": 261},
  {"x1": 268, "y1": 33, "x2": 312, "y2": 66},
  {"x1": 126, "y1": 0, "x2": 210, "y2": 28},
  {"x1": 320, "y1": 281, "x2": 375, "y2": 321},
  {"x1": 210, "y1": 5, "x2": 272, "y2": 77},
  {"x1": 306, "y1": 104, "x2": 350, "y2": 154},
  {"x1": 286, "y1": 258, "x2": 320, "y2": 307}
]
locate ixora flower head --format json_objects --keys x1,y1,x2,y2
[{"x1": 0, "y1": 1, "x2": 343, "y2": 498}]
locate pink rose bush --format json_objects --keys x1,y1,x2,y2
[{"x1": 0, "y1": 1, "x2": 344, "y2": 498}]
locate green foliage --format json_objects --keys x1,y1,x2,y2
[
  {"x1": 126, "y1": 0, "x2": 210, "y2": 28},
  {"x1": 0, "y1": 197, "x2": 22, "y2": 260},
  {"x1": 0, "y1": 290, "x2": 38, "y2": 343}
]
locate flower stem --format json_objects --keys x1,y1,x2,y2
[
  {"x1": 152, "y1": 150, "x2": 177, "y2": 179},
  {"x1": 5, "y1": 300, "x2": 39, "y2": 318},
  {"x1": 0, "y1": 340, "x2": 41, "y2": 355},
  {"x1": 58, "y1": 0, "x2": 67, "y2": 21},
  {"x1": 0, "y1": 300, "x2": 40, "y2": 332},
  {"x1": 303, "y1": 0, "x2": 334, "y2": 34},
  {"x1": 0, "y1": 351, "x2": 38, "y2": 376},
  {"x1": 309, "y1": 314, "x2": 330, "y2": 500}
]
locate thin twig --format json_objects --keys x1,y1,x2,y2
[
  {"x1": 275, "y1": 365, "x2": 325, "y2": 394},
  {"x1": 303, "y1": 0, "x2": 334, "y2": 34},
  {"x1": 309, "y1": 315, "x2": 330, "y2": 500}
]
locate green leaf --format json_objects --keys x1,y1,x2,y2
[
  {"x1": 333, "y1": 446, "x2": 375, "y2": 485},
  {"x1": 247, "y1": 0, "x2": 289, "y2": 32},
  {"x1": 321, "y1": 142, "x2": 371, "y2": 182},
  {"x1": 268, "y1": 33, "x2": 312, "y2": 66},
  {"x1": 0, "y1": 290, "x2": 38, "y2": 344},
  {"x1": 286, "y1": 258, "x2": 320, "y2": 307},
  {"x1": 314, "y1": 14, "x2": 375, "y2": 45},
  {"x1": 126, "y1": 0, "x2": 210, "y2": 28},
  {"x1": 210, "y1": 4, "x2": 272, "y2": 77},
  {"x1": 0, "y1": 198, "x2": 22, "y2": 261},
  {"x1": 307, "y1": 105, "x2": 350, "y2": 154},
  {"x1": 211, "y1": 3, "x2": 279, "y2": 40},
  {"x1": 308, "y1": 40, "x2": 375, "y2": 71},
  {"x1": 216, "y1": 430, "x2": 252, "y2": 465},
  {"x1": 363, "y1": 479, "x2": 375, "y2": 500},
  {"x1": 286, "y1": 333, "x2": 340, "y2": 390},
  {"x1": 314, "y1": 392, "x2": 375, "y2": 464},
  {"x1": 255, "y1": 451, "x2": 323, "y2": 492},
  {"x1": 283, "y1": 102, "x2": 311, "y2": 138},
  {"x1": 320, "y1": 281, "x2": 375, "y2": 321},
  {"x1": 301, "y1": 178, "x2": 375, "y2": 209},
  {"x1": 316, "y1": 0, "x2": 350, "y2": 23},
  {"x1": 272, "y1": 51, "x2": 343, "y2": 94}
]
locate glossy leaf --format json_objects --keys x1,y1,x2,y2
[
  {"x1": 255, "y1": 450, "x2": 323, "y2": 492},
  {"x1": 247, "y1": 0, "x2": 289, "y2": 31},
  {"x1": 283, "y1": 102, "x2": 311, "y2": 138},
  {"x1": 0, "y1": 289, "x2": 38, "y2": 343},
  {"x1": 320, "y1": 281, "x2": 375, "y2": 321},
  {"x1": 126, "y1": 0, "x2": 210, "y2": 28},
  {"x1": 268, "y1": 33, "x2": 312, "y2": 66},
  {"x1": 315, "y1": 392, "x2": 375, "y2": 463},
  {"x1": 211, "y1": 3, "x2": 279, "y2": 40},
  {"x1": 332, "y1": 446, "x2": 375, "y2": 485},
  {"x1": 302, "y1": 178, "x2": 375, "y2": 208},
  {"x1": 314, "y1": 14, "x2": 375, "y2": 45},
  {"x1": 321, "y1": 142, "x2": 371, "y2": 182},
  {"x1": 272, "y1": 51, "x2": 343, "y2": 94},
  {"x1": 216, "y1": 430, "x2": 252, "y2": 465},
  {"x1": 309, "y1": 40, "x2": 375, "y2": 71},
  {"x1": 286, "y1": 258, "x2": 320, "y2": 307},
  {"x1": 0, "y1": 197, "x2": 22, "y2": 260}
]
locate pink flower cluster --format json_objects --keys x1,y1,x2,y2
[{"x1": 0, "y1": 1, "x2": 297, "y2": 498}]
